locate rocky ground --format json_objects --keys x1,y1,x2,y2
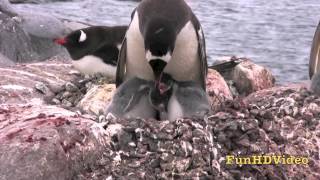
[
  {"x1": 77, "y1": 86, "x2": 320, "y2": 180},
  {"x1": 2, "y1": 0, "x2": 318, "y2": 179},
  {"x1": 0, "y1": 55, "x2": 319, "y2": 180}
]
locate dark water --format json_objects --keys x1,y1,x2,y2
[{"x1": 13, "y1": 0, "x2": 320, "y2": 84}]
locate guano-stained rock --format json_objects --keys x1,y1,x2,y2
[{"x1": 0, "y1": 104, "x2": 108, "y2": 180}]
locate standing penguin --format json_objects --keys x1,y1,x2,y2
[
  {"x1": 309, "y1": 21, "x2": 320, "y2": 79},
  {"x1": 55, "y1": 26, "x2": 127, "y2": 78},
  {"x1": 309, "y1": 21, "x2": 320, "y2": 95},
  {"x1": 116, "y1": 0, "x2": 207, "y2": 90}
]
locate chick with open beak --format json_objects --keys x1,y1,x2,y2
[{"x1": 148, "y1": 73, "x2": 174, "y2": 120}]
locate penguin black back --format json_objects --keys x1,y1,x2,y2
[{"x1": 56, "y1": 26, "x2": 127, "y2": 62}]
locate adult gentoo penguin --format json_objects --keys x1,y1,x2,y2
[
  {"x1": 309, "y1": 21, "x2": 320, "y2": 95},
  {"x1": 116, "y1": 0, "x2": 207, "y2": 90},
  {"x1": 309, "y1": 21, "x2": 320, "y2": 79},
  {"x1": 55, "y1": 26, "x2": 127, "y2": 78}
]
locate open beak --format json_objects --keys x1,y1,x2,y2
[
  {"x1": 148, "y1": 59, "x2": 167, "y2": 89},
  {"x1": 54, "y1": 38, "x2": 67, "y2": 45}
]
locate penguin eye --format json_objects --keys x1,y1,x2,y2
[{"x1": 78, "y1": 30, "x2": 87, "y2": 43}]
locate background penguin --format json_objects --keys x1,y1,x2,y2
[
  {"x1": 55, "y1": 26, "x2": 127, "y2": 78},
  {"x1": 105, "y1": 77, "x2": 156, "y2": 119},
  {"x1": 309, "y1": 21, "x2": 320, "y2": 95},
  {"x1": 309, "y1": 21, "x2": 320, "y2": 80},
  {"x1": 116, "y1": 0, "x2": 207, "y2": 91},
  {"x1": 149, "y1": 73, "x2": 211, "y2": 121}
]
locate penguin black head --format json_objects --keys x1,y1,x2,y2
[
  {"x1": 54, "y1": 29, "x2": 92, "y2": 60},
  {"x1": 143, "y1": 18, "x2": 176, "y2": 82},
  {"x1": 54, "y1": 26, "x2": 128, "y2": 60}
]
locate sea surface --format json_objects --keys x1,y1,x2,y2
[{"x1": 13, "y1": 0, "x2": 320, "y2": 84}]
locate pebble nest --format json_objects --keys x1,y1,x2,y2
[
  {"x1": 73, "y1": 87, "x2": 320, "y2": 180},
  {"x1": 35, "y1": 74, "x2": 114, "y2": 110}
]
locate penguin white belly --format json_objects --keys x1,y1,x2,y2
[
  {"x1": 125, "y1": 12, "x2": 154, "y2": 81},
  {"x1": 72, "y1": 55, "x2": 116, "y2": 78},
  {"x1": 164, "y1": 21, "x2": 200, "y2": 82},
  {"x1": 168, "y1": 93, "x2": 184, "y2": 121}
]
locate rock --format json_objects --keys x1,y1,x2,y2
[
  {"x1": 0, "y1": 0, "x2": 18, "y2": 17},
  {"x1": 211, "y1": 57, "x2": 275, "y2": 96},
  {"x1": 65, "y1": 82, "x2": 78, "y2": 92},
  {"x1": 35, "y1": 82, "x2": 51, "y2": 94},
  {"x1": 18, "y1": 10, "x2": 68, "y2": 39},
  {"x1": 1, "y1": 55, "x2": 319, "y2": 179},
  {"x1": 18, "y1": 10, "x2": 69, "y2": 59},
  {"x1": 0, "y1": 104, "x2": 108, "y2": 180},
  {"x1": 75, "y1": 85, "x2": 320, "y2": 179},
  {"x1": 206, "y1": 69, "x2": 233, "y2": 109},
  {"x1": 0, "y1": 59, "x2": 78, "y2": 104},
  {"x1": 0, "y1": 53, "x2": 14, "y2": 67},
  {"x1": 231, "y1": 58, "x2": 275, "y2": 95},
  {"x1": 77, "y1": 84, "x2": 116, "y2": 115},
  {"x1": 62, "y1": 19, "x2": 90, "y2": 31},
  {"x1": 0, "y1": 2, "x2": 68, "y2": 62},
  {"x1": 9, "y1": 0, "x2": 74, "y2": 4},
  {"x1": 0, "y1": 12, "x2": 39, "y2": 63}
]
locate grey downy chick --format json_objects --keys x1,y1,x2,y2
[
  {"x1": 168, "y1": 80, "x2": 212, "y2": 121},
  {"x1": 106, "y1": 77, "x2": 156, "y2": 119},
  {"x1": 148, "y1": 73, "x2": 174, "y2": 120},
  {"x1": 149, "y1": 73, "x2": 211, "y2": 121}
]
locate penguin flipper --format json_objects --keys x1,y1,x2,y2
[
  {"x1": 193, "y1": 15, "x2": 208, "y2": 90},
  {"x1": 116, "y1": 37, "x2": 127, "y2": 87},
  {"x1": 309, "y1": 21, "x2": 320, "y2": 79}
]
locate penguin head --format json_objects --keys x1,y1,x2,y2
[
  {"x1": 54, "y1": 27, "x2": 103, "y2": 60},
  {"x1": 149, "y1": 73, "x2": 174, "y2": 111},
  {"x1": 143, "y1": 18, "x2": 176, "y2": 82}
]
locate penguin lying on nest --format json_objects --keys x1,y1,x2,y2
[{"x1": 55, "y1": 26, "x2": 127, "y2": 78}]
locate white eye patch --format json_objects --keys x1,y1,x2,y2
[{"x1": 79, "y1": 30, "x2": 87, "y2": 42}]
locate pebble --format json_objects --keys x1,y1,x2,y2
[
  {"x1": 35, "y1": 82, "x2": 50, "y2": 94},
  {"x1": 65, "y1": 82, "x2": 78, "y2": 92}
]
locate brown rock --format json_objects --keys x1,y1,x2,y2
[
  {"x1": 77, "y1": 84, "x2": 115, "y2": 115},
  {"x1": 206, "y1": 69, "x2": 233, "y2": 109},
  {"x1": 0, "y1": 104, "x2": 108, "y2": 180},
  {"x1": 231, "y1": 59, "x2": 275, "y2": 96}
]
